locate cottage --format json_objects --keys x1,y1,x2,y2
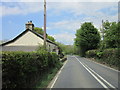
[{"x1": 1, "y1": 21, "x2": 59, "y2": 54}]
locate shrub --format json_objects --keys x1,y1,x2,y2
[
  {"x1": 96, "y1": 51, "x2": 103, "y2": 59},
  {"x1": 86, "y1": 48, "x2": 120, "y2": 67},
  {"x1": 2, "y1": 50, "x2": 61, "y2": 88},
  {"x1": 86, "y1": 50, "x2": 97, "y2": 58},
  {"x1": 102, "y1": 48, "x2": 119, "y2": 66}
]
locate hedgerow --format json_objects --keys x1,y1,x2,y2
[
  {"x1": 86, "y1": 48, "x2": 120, "y2": 68},
  {"x1": 2, "y1": 50, "x2": 61, "y2": 88}
]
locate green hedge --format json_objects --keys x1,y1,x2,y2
[
  {"x1": 86, "y1": 48, "x2": 120, "y2": 67},
  {"x1": 85, "y1": 50, "x2": 97, "y2": 58},
  {"x1": 2, "y1": 50, "x2": 61, "y2": 88}
]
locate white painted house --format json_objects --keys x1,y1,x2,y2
[{"x1": 1, "y1": 21, "x2": 59, "y2": 54}]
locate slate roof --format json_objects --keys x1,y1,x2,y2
[{"x1": 1, "y1": 29, "x2": 57, "y2": 46}]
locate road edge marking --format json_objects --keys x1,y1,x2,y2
[
  {"x1": 85, "y1": 64, "x2": 116, "y2": 88},
  {"x1": 84, "y1": 58, "x2": 120, "y2": 72},
  {"x1": 74, "y1": 56, "x2": 110, "y2": 89},
  {"x1": 50, "y1": 59, "x2": 68, "y2": 88}
]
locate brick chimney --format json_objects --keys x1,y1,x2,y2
[{"x1": 25, "y1": 21, "x2": 34, "y2": 30}]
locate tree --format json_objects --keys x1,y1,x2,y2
[
  {"x1": 34, "y1": 27, "x2": 55, "y2": 42},
  {"x1": 56, "y1": 42, "x2": 75, "y2": 55},
  {"x1": 99, "y1": 20, "x2": 111, "y2": 50},
  {"x1": 34, "y1": 27, "x2": 44, "y2": 35},
  {"x1": 74, "y1": 22, "x2": 100, "y2": 56},
  {"x1": 104, "y1": 22, "x2": 120, "y2": 48},
  {"x1": 103, "y1": 20, "x2": 111, "y2": 31},
  {"x1": 47, "y1": 35, "x2": 55, "y2": 42},
  {"x1": 100, "y1": 20, "x2": 111, "y2": 40}
]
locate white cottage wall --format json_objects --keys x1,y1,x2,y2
[{"x1": 6, "y1": 31, "x2": 44, "y2": 46}]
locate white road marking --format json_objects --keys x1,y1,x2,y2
[
  {"x1": 85, "y1": 64, "x2": 116, "y2": 88},
  {"x1": 50, "y1": 60, "x2": 68, "y2": 88},
  {"x1": 75, "y1": 57, "x2": 115, "y2": 90},
  {"x1": 84, "y1": 58, "x2": 120, "y2": 72},
  {"x1": 74, "y1": 56, "x2": 109, "y2": 89}
]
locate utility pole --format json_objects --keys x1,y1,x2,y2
[
  {"x1": 101, "y1": 20, "x2": 104, "y2": 40},
  {"x1": 44, "y1": 0, "x2": 47, "y2": 49},
  {"x1": 101, "y1": 20, "x2": 105, "y2": 49}
]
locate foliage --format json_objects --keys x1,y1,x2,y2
[
  {"x1": 36, "y1": 66, "x2": 61, "y2": 88},
  {"x1": 104, "y1": 22, "x2": 120, "y2": 48},
  {"x1": 2, "y1": 50, "x2": 61, "y2": 88},
  {"x1": 34, "y1": 27, "x2": 55, "y2": 42},
  {"x1": 74, "y1": 22, "x2": 100, "y2": 56},
  {"x1": 99, "y1": 20, "x2": 112, "y2": 50},
  {"x1": 85, "y1": 21, "x2": 120, "y2": 69},
  {"x1": 99, "y1": 21, "x2": 120, "y2": 49},
  {"x1": 63, "y1": 45, "x2": 75, "y2": 55},
  {"x1": 34, "y1": 27, "x2": 44, "y2": 35},
  {"x1": 85, "y1": 50, "x2": 97, "y2": 58},
  {"x1": 86, "y1": 48, "x2": 120, "y2": 68},
  {"x1": 56, "y1": 42, "x2": 75, "y2": 55},
  {"x1": 103, "y1": 20, "x2": 111, "y2": 31},
  {"x1": 54, "y1": 42, "x2": 64, "y2": 58},
  {"x1": 47, "y1": 35, "x2": 55, "y2": 42}
]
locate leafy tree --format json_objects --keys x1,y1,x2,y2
[
  {"x1": 34, "y1": 27, "x2": 44, "y2": 35},
  {"x1": 104, "y1": 22, "x2": 120, "y2": 48},
  {"x1": 63, "y1": 45, "x2": 75, "y2": 55},
  {"x1": 47, "y1": 35, "x2": 55, "y2": 42},
  {"x1": 34, "y1": 27, "x2": 55, "y2": 42},
  {"x1": 103, "y1": 20, "x2": 111, "y2": 31},
  {"x1": 74, "y1": 22, "x2": 100, "y2": 56},
  {"x1": 56, "y1": 42, "x2": 75, "y2": 55},
  {"x1": 100, "y1": 20, "x2": 111, "y2": 40}
]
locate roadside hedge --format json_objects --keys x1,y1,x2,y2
[
  {"x1": 2, "y1": 50, "x2": 61, "y2": 88},
  {"x1": 86, "y1": 48, "x2": 120, "y2": 68}
]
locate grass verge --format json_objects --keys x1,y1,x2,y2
[{"x1": 35, "y1": 63, "x2": 63, "y2": 89}]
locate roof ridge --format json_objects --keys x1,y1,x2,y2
[{"x1": 1, "y1": 29, "x2": 57, "y2": 46}]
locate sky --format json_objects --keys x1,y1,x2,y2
[{"x1": 0, "y1": 0, "x2": 119, "y2": 45}]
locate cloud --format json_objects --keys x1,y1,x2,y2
[
  {"x1": 1, "y1": 2, "x2": 118, "y2": 17},
  {"x1": 1, "y1": 0, "x2": 119, "y2": 2},
  {"x1": 1, "y1": 5, "x2": 21, "y2": 16},
  {"x1": 1, "y1": 2, "x2": 43, "y2": 17},
  {"x1": 47, "y1": 2, "x2": 118, "y2": 44},
  {"x1": 48, "y1": 20, "x2": 81, "y2": 33},
  {"x1": 42, "y1": 27, "x2": 50, "y2": 30},
  {"x1": 49, "y1": 2, "x2": 117, "y2": 16},
  {"x1": 47, "y1": 2, "x2": 118, "y2": 30},
  {"x1": 1, "y1": 1, "x2": 118, "y2": 44},
  {"x1": 51, "y1": 32, "x2": 75, "y2": 45}
]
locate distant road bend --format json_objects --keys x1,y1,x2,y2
[{"x1": 52, "y1": 55, "x2": 119, "y2": 89}]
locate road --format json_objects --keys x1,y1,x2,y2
[{"x1": 52, "y1": 55, "x2": 119, "y2": 89}]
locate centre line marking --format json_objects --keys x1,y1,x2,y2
[
  {"x1": 85, "y1": 64, "x2": 115, "y2": 88},
  {"x1": 74, "y1": 56, "x2": 111, "y2": 90}
]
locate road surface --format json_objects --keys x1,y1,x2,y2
[{"x1": 52, "y1": 55, "x2": 119, "y2": 89}]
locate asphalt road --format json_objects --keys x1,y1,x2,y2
[{"x1": 53, "y1": 55, "x2": 119, "y2": 89}]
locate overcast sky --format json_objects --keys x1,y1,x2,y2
[{"x1": 0, "y1": 0, "x2": 119, "y2": 45}]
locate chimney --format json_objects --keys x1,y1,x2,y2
[{"x1": 25, "y1": 21, "x2": 34, "y2": 30}]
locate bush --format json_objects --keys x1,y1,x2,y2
[
  {"x1": 60, "y1": 56, "x2": 67, "y2": 63},
  {"x1": 86, "y1": 48, "x2": 120, "y2": 67},
  {"x1": 102, "y1": 48, "x2": 119, "y2": 66},
  {"x1": 2, "y1": 50, "x2": 61, "y2": 88},
  {"x1": 86, "y1": 50, "x2": 97, "y2": 58}
]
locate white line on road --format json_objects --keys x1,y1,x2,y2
[
  {"x1": 85, "y1": 64, "x2": 116, "y2": 88},
  {"x1": 74, "y1": 56, "x2": 114, "y2": 90},
  {"x1": 50, "y1": 60, "x2": 68, "y2": 89},
  {"x1": 84, "y1": 58, "x2": 120, "y2": 72}
]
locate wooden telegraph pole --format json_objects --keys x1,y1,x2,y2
[
  {"x1": 44, "y1": 0, "x2": 47, "y2": 49},
  {"x1": 102, "y1": 20, "x2": 104, "y2": 40}
]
